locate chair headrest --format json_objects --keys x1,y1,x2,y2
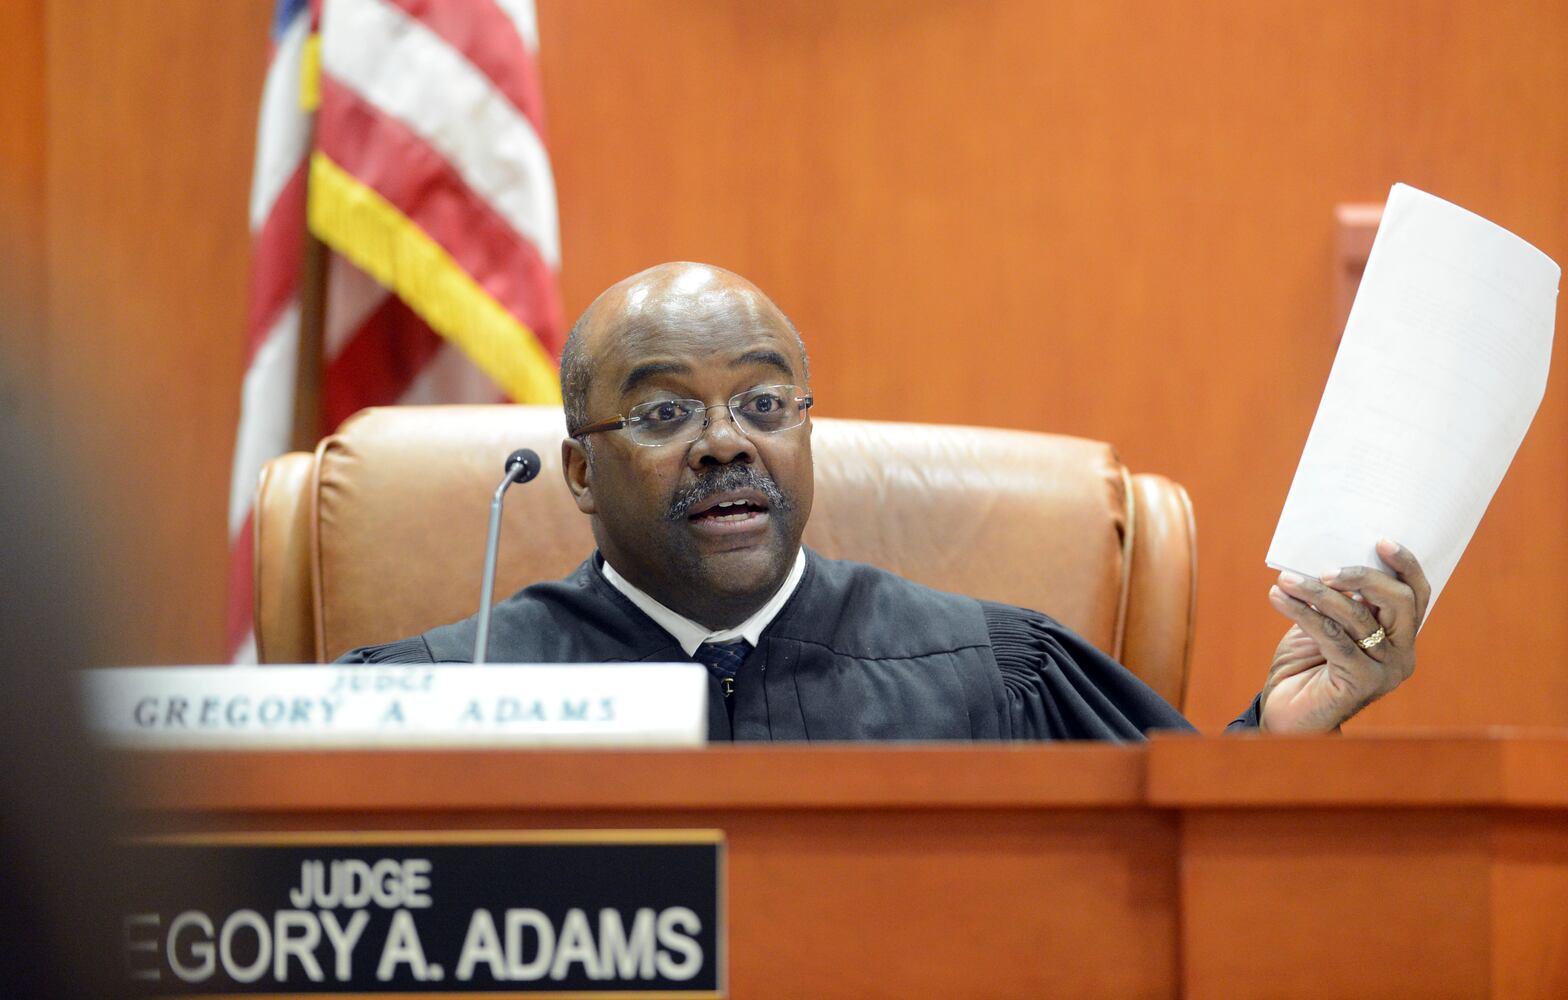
[{"x1": 312, "y1": 406, "x2": 1130, "y2": 660}]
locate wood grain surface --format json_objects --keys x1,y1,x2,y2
[{"x1": 119, "y1": 737, "x2": 1568, "y2": 998}]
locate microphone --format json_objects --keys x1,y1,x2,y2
[
  {"x1": 503, "y1": 448, "x2": 541, "y2": 484},
  {"x1": 472, "y1": 448, "x2": 541, "y2": 663}
]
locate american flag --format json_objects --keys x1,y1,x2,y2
[{"x1": 226, "y1": 0, "x2": 564, "y2": 663}]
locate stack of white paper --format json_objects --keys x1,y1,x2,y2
[{"x1": 1268, "y1": 183, "x2": 1560, "y2": 616}]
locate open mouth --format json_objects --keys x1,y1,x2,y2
[{"x1": 686, "y1": 491, "x2": 771, "y2": 531}]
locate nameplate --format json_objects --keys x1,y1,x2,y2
[
  {"x1": 82, "y1": 664, "x2": 708, "y2": 748},
  {"x1": 123, "y1": 831, "x2": 724, "y2": 996}
]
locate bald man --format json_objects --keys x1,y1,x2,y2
[{"x1": 342, "y1": 263, "x2": 1429, "y2": 740}]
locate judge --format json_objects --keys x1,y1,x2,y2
[{"x1": 342, "y1": 262, "x2": 1429, "y2": 740}]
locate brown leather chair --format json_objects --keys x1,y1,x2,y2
[{"x1": 255, "y1": 405, "x2": 1197, "y2": 709}]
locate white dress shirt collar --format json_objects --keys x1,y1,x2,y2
[{"x1": 599, "y1": 547, "x2": 808, "y2": 657}]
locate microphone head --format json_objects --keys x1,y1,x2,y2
[{"x1": 505, "y1": 448, "x2": 541, "y2": 483}]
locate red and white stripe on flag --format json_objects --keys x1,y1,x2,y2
[
  {"x1": 311, "y1": 0, "x2": 565, "y2": 404},
  {"x1": 226, "y1": 0, "x2": 564, "y2": 663}
]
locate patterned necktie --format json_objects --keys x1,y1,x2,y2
[{"x1": 694, "y1": 640, "x2": 752, "y2": 699}]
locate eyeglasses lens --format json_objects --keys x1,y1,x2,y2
[{"x1": 626, "y1": 386, "x2": 808, "y2": 446}]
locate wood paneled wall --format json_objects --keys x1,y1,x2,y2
[
  {"x1": 10, "y1": 1, "x2": 271, "y2": 663},
  {"x1": 6, "y1": 1, "x2": 1566, "y2": 730},
  {"x1": 0, "y1": 0, "x2": 49, "y2": 430}
]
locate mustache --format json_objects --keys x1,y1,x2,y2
[{"x1": 665, "y1": 464, "x2": 793, "y2": 521}]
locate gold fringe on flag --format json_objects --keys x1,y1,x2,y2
[
  {"x1": 307, "y1": 151, "x2": 562, "y2": 404},
  {"x1": 299, "y1": 33, "x2": 321, "y2": 111}
]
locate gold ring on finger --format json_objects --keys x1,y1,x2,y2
[{"x1": 1357, "y1": 626, "x2": 1387, "y2": 651}]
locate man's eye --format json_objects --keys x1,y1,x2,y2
[
  {"x1": 744, "y1": 392, "x2": 784, "y2": 414},
  {"x1": 646, "y1": 401, "x2": 690, "y2": 423}
]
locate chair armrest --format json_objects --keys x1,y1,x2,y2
[
  {"x1": 254, "y1": 451, "x2": 318, "y2": 664},
  {"x1": 1121, "y1": 473, "x2": 1196, "y2": 711}
]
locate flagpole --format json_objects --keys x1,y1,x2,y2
[
  {"x1": 290, "y1": 16, "x2": 327, "y2": 454},
  {"x1": 291, "y1": 222, "x2": 328, "y2": 453}
]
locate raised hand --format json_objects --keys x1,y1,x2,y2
[{"x1": 1259, "y1": 540, "x2": 1431, "y2": 733}]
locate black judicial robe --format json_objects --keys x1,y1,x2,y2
[{"x1": 341, "y1": 550, "x2": 1262, "y2": 741}]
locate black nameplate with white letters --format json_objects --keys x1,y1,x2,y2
[{"x1": 122, "y1": 832, "x2": 723, "y2": 996}]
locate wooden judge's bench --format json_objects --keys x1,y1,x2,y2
[{"x1": 122, "y1": 732, "x2": 1568, "y2": 999}]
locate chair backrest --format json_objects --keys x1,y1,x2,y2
[{"x1": 255, "y1": 405, "x2": 1196, "y2": 708}]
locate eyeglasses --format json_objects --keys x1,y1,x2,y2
[{"x1": 571, "y1": 384, "x2": 814, "y2": 447}]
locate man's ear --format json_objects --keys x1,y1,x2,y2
[{"x1": 561, "y1": 438, "x2": 596, "y2": 514}]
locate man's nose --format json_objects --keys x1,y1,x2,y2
[{"x1": 688, "y1": 404, "x2": 756, "y2": 466}]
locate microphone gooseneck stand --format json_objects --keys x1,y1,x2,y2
[{"x1": 472, "y1": 448, "x2": 541, "y2": 663}]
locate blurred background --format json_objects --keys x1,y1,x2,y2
[{"x1": 1, "y1": 0, "x2": 1564, "y2": 730}]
